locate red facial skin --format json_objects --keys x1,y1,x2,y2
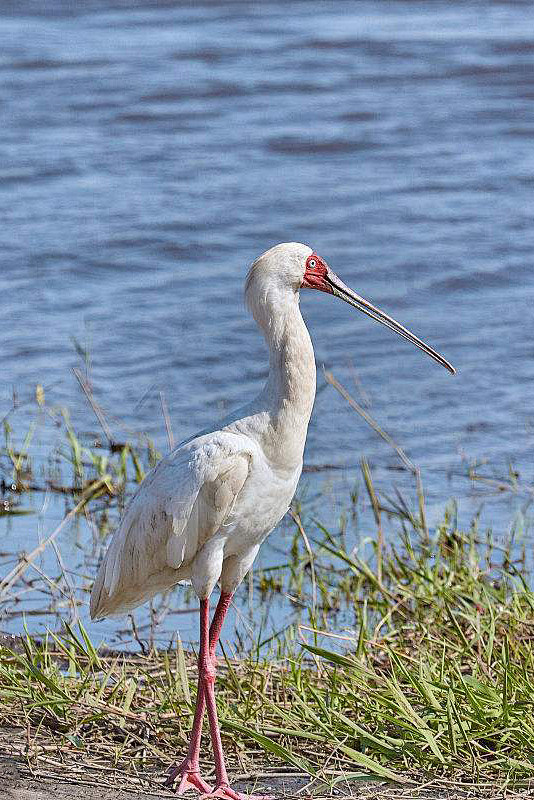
[{"x1": 301, "y1": 252, "x2": 332, "y2": 293}]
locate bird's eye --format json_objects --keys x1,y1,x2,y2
[{"x1": 308, "y1": 259, "x2": 317, "y2": 269}]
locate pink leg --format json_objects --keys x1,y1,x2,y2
[
  {"x1": 165, "y1": 592, "x2": 233, "y2": 794},
  {"x1": 200, "y1": 601, "x2": 274, "y2": 800},
  {"x1": 208, "y1": 592, "x2": 233, "y2": 663}
]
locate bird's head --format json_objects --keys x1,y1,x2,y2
[{"x1": 246, "y1": 242, "x2": 455, "y2": 374}]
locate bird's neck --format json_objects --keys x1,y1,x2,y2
[{"x1": 260, "y1": 295, "x2": 316, "y2": 468}]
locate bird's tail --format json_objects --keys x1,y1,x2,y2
[
  {"x1": 89, "y1": 560, "x2": 108, "y2": 620},
  {"x1": 90, "y1": 551, "x2": 186, "y2": 619}
]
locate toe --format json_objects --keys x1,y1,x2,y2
[
  {"x1": 200, "y1": 787, "x2": 274, "y2": 800},
  {"x1": 164, "y1": 765, "x2": 213, "y2": 795},
  {"x1": 177, "y1": 773, "x2": 213, "y2": 795}
]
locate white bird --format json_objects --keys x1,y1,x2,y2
[{"x1": 90, "y1": 242, "x2": 454, "y2": 799}]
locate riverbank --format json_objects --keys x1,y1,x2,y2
[
  {"x1": 2, "y1": 509, "x2": 534, "y2": 798},
  {"x1": 2, "y1": 389, "x2": 534, "y2": 796}
]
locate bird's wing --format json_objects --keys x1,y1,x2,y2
[{"x1": 90, "y1": 432, "x2": 253, "y2": 618}]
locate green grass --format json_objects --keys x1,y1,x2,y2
[
  {"x1": 2, "y1": 489, "x2": 534, "y2": 793},
  {"x1": 1, "y1": 383, "x2": 534, "y2": 795}
]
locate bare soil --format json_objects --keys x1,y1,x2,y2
[
  {"x1": 1, "y1": 756, "x2": 310, "y2": 800},
  {"x1": 0, "y1": 755, "x2": 501, "y2": 800}
]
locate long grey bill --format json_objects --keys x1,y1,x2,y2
[{"x1": 327, "y1": 270, "x2": 456, "y2": 375}]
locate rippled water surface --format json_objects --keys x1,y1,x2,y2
[{"x1": 1, "y1": 1, "x2": 534, "y2": 647}]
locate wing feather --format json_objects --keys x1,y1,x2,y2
[{"x1": 90, "y1": 433, "x2": 252, "y2": 619}]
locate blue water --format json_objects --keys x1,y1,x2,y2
[{"x1": 1, "y1": 1, "x2": 533, "y2": 649}]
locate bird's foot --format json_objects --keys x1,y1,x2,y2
[
  {"x1": 164, "y1": 762, "x2": 213, "y2": 795},
  {"x1": 200, "y1": 784, "x2": 274, "y2": 800}
]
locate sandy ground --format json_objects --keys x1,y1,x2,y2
[
  {"x1": 2, "y1": 756, "x2": 503, "y2": 800},
  {"x1": 0, "y1": 756, "x2": 315, "y2": 800},
  {"x1": 5, "y1": 758, "x2": 529, "y2": 800},
  {"x1": 1, "y1": 755, "x2": 466, "y2": 800}
]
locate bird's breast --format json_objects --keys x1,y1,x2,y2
[{"x1": 223, "y1": 458, "x2": 301, "y2": 557}]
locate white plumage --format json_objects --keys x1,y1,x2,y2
[
  {"x1": 90, "y1": 243, "x2": 316, "y2": 622},
  {"x1": 89, "y1": 242, "x2": 454, "y2": 799}
]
